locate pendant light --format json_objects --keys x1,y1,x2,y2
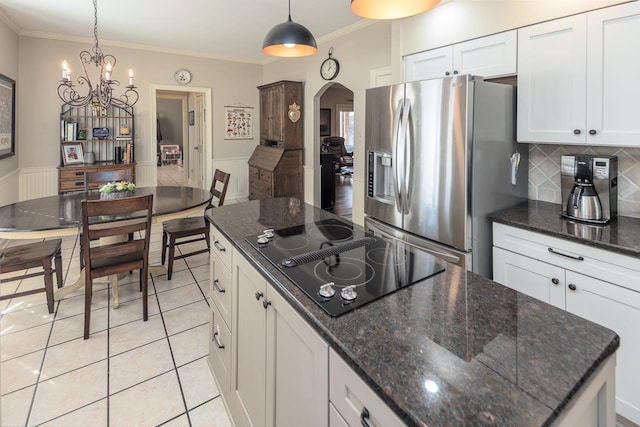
[
  {"x1": 263, "y1": 0, "x2": 317, "y2": 57},
  {"x1": 351, "y1": 0, "x2": 441, "y2": 20}
]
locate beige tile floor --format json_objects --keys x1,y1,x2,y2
[{"x1": 0, "y1": 205, "x2": 245, "y2": 427}]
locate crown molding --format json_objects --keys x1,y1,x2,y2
[{"x1": 0, "y1": 7, "x2": 20, "y2": 34}]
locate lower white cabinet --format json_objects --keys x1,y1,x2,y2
[
  {"x1": 493, "y1": 223, "x2": 640, "y2": 424},
  {"x1": 230, "y1": 250, "x2": 329, "y2": 427}
]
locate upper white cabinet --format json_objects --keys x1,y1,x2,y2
[
  {"x1": 404, "y1": 31, "x2": 517, "y2": 82},
  {"x1": 517, "y1": 1, "x2": 640, "y2": 146}
]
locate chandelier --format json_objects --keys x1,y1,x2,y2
[{"x1": 57, "y1": 0, "x2": 139, "y2": 110}]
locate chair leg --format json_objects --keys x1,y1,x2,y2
[
  {"x1": 142, "y1": 268, "x2": 148, "y2": 321},
  {"x1": 205, "y1": 228, "x2": 211, "y2": 250},
  {"x1": 167, "y1": 235, "x2": 176, "y2": 280},
  {"x1": 54, "y1": 249, "x2": 63, "y2": 288},
  {"x1": 161, "y1": 230, "x2": 168, "y2": 265},
  {"x1": 84, "y1": 272, "x2": 92, "y2": 340},
  {"x1": 42, "y1": 258, "x2": 55, "y2": 314},
  {"x1": 79, "y1": 239, "x2": 84, "y2": 270}
]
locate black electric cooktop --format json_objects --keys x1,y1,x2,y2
[{"x1": 246, "y1": 218, "x2": 445, "y2": 317}]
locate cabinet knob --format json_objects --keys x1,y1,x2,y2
[
  {"x1": 453, "y1": 70, "x2": 459, "y2": 75},
  {"x1": 568, "y1": 284, "x2": 577, "y2": 291},
  {"x1": 573, "y1": 129, "x2": 582, "y2": 135},
  {"x1": 213, "y1": 331, "x2": 225, "y2": 349},
  {"x1": 551, "y1": 278, "x2": 560, "y2": 285},
  {"x1": 263, "y1": 299, "x2": 272, "y2": 310},
  {"x1": 445, "y1": 71, "x2": 451, "y2": 76},
  {"x1": 213, "y1": 279, "x2": 226, "y2": 293},
  {"x1": 589, "y1": 129, "x2": 597, "y2": 135},
  {"x1": 360, "y1": 407, "x2": 371, "y2": 427},
  {"x1": 255, "y1": 291, "x2": 263, "y2": 301}
]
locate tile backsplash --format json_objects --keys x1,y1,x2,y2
[{"x1": 528, "y1": 144, "x2": 640, "y2": 218}]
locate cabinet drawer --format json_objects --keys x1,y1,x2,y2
[
  {"x1": 258, "y1": 169, "x2": 272, "y2": 183},
  {"x1": 210, "y1": 224, "x2": 233, "y2": 271},
  {"x1": 249, "y1": 166, "x2": 259, "y2": 179},
  {"x1": 330, "y1": 403, "x2": 350, "y2": 427},
  {"x1": 329, "y1": 349, "x2": 405, "y2": 427},
  {"x1": 249, "y1": 188, "x2": 271, "y2": 200},
  {"x1": 59, "y1": 179, "x2": 88, "y2": 192},
  {"x1": 209, "y1": 304, "x2": 232, "y2": 394},
  {"x1": 493, "y1": 223, "x2": 640, "y2": 292},
  {"x1": 60, "y1": 168, "x2": 93, "y2": 179},
  {"x1": 249, "y1": 177, "x2": 272, "y2": 194},
  {"x1": 210, "y1": 259, "x2": 232, "y2": 331}
]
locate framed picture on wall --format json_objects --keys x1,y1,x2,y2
[
  {"x1": 224, "y1": 106, "x2": 253, "y2": 140},
  {"x1": 61, "y1": 142, "x2": 84, "y2": 165},
  {"x1": 319, "y1": 108, "x2": 331, "y2": 136},
  {"x1": 188, "y1": 110, "x2": 195, "y2": 126},
  {"x1": 0, "y1": 73, "x2": 16, "y2": 160}
]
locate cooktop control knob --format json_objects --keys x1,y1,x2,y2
[
  {"x1": 341, "y1": 285, "x2": 357, "y2": 302},
  {"x1": 257, "y1": 235, "x2": 269, "y2": 245},
  {"x1": 263, "y1": 229, "x2": 275, "y2": 239},
  {"x1": 319, "y1": 282, "x2": 336, "y2": 299}
]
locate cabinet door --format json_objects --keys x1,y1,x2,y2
[
  {"x1": 517, "y1": 15, "x2": 587, "y2": 144},
  {"x1": 566, "y1": 271, "x2": 640, "y2": 424},
  {"x1": 269, "y1": 86, "x2": 284, "y2": 142},
  {"x1": 586, "y1": 1, "x2": 640, "y2": 147},
  {"x1": 453, "y1": 31, "x2": 517, "y2": 78},
  {"x1": 493, "y1": 247, "x2": 565, "y2": 309},
  {"x1": 404, "y1": 45, "x2": 453, "y2": 82},
  {"x1": 260, "y1": 88, "x2": 271, "y2": 141},
  {"x1": 265, "y1": 287, "x2": 328, "y2": 427},
  {"x1": 232, "y1": 254, "x2": 267, "y2": 427}
]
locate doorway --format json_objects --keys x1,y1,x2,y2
[
  {"x1": 318, "y1": 83, "x2": 354, "y2": 221},
  {"x1": 150, "y1": 85, "x2": 213, "y2": 190}
]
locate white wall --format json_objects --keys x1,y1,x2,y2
[
  {"x1": 15, "y1": 36, "x2": 262, "y2": 198},
  {"x1": 0, "y1": 15, "x2": 19, "y2": 205}
]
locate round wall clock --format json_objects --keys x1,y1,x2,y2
[
  {"x1": 320, "y1": 48, "x2": 340, "y2": 81},
  {"x1": 174, "y1": 69, "x2": 192, "y2": 85}
]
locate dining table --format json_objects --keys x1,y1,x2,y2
[{"x1": 0, "y1": 186, "x2": 212, "y2": 304}]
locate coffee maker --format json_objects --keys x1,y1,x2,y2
[{"x1": 561, "y1": 155, "x2": 618, "y2": 224}]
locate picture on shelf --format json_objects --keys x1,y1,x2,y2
[{"x1": 61, "y1": 142, "x2": 84, "y2": 165}]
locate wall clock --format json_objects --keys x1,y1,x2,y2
[
  {"x1": 174, "y1": 69, "x2": 192, "y2": 85},
  {"x1": 320, "y1": 48, "x2": 340, "y2": 81}
]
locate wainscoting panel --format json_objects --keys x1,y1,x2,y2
[
  {"x1": 18, "y1": 168, "x2": 58, "y2": 201},
  {"x1": 213, "y1": 157, "x2": 249, "y2": 201},
  {"x1": 135, "y1": 161, "x2": 157, "y2": 187},
  {"x1": 0, "y1": 169, "x2": 20, "y2": 206}
]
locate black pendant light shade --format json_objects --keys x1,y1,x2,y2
[{"x1": 263, "y1": 2, "x2": 317, "y2": 57}]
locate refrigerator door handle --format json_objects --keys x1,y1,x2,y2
[
  {"x1": 402, "y1": 99, "x2": 413, "y2": 214},
  {"x1": 393, "y1": 99, "x2": 404, "y2": 213}
]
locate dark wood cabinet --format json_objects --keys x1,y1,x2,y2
[
  {"x1": 57, "y1": 162, "x2": 136, "y2": 194},
  {"x1": 250, "y1": 81, "x2": 304, "y2": 201}
]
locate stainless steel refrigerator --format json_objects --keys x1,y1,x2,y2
[{"x1": 364, "y1": 75, "x2": 527, "y2": 278}]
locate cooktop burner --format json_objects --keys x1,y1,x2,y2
[{"x1": 246, "y1": 218, "x2": 445, "y2": 317}]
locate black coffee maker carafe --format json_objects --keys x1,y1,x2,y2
[{"x1": 560, "y1": 155, "x2": 617, "y2": 224}]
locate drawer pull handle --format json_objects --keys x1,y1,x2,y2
[
  {"x1": 255, "y1": 291, "x2": 263, "y2": 301},
  {"x1": 548, "y1": 248, "x2": 584, "y2": 261},
  {"x1": 568, "y1": 283, "x2": 577, "y2": 291},
  {"x1": 75, "y1": 172, "x2": 84, "y2": 176},
  {"x1": 551, "y1": 278, "x2": 560, "y2": 285},
  {"x1": 213, "y1": 331, "x2": 225, "y2": 349},
  {"x1": 213, "y1": 240, "x2": 226, "y2": 252},
  {"x1": 213, "y1": 279, "x2": 225, "y2": 293},
  {"x1": 360, "y1": 407, "x2": 371, "y2": 427},
  {"x1": 263, "y1": 299, "x2": 272, "y2": 310},
  {"x1": 76, "y1": 181, "x2": 84, "y2": 186}
]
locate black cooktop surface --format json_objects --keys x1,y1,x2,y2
[{"x1": 246, "y1": 218, "x2": 445, "y2": 317}]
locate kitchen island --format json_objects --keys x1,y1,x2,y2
[{"x1": 206, "y1": 197, "x2": 619, "y2": 427}]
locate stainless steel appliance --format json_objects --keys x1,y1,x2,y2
[
  {"x1": 364, "y1": 75, "x2": 528, "y2": 278},
  {"x1": 246, "y1": 218, "x2": 445, "y2": 317},
  {"x1": 560, "y1": 155, "x2": 618, "y2": 224}
]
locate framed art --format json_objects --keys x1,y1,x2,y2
[
  {"x1": 61, "y1": 142, "x2": 84, "y2": 165},
  {"x1": 0, "y1": 73, "x2": 16, "y2": 160},
  {"x1": 224, "y1": 106, "x2": 253, "y2": 140},
  {"x1": 188, "y1": 110, "x2": 195, "y2": 126},
  {"x1": 319, "y1": 108, "x2": 331, "y2": 136}
]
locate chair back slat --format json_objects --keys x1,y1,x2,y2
[
  {"x1": 84, "y1": 169, "x2": 133, "y2": 191},
  {"x1": 91, "y1": 240, "x2": 145, "y2": 259},
  {"x1": 87, "y1": 219, "x2": 148, "y2": 240},
  {"x1": 209, "y1": 169, "x2": 231, "y2": 208}
]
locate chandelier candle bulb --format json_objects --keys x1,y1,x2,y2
[
  {"x1": 61, "y1": 61, "x2": 68, "y2": 80},
  {"x1": 128, "y1": 69, "x2": 133, "y2": 86},
  {"x1": 105, "y1": 62, "x2": 112, "y2": 80}
]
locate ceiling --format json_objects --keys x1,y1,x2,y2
[{"x1": 0, "y1": 0, "x2": 369, "y2": 64}]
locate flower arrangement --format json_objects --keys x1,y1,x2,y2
[{"x1": 98, "y1": 181, "x2": 136, "y2": 199}]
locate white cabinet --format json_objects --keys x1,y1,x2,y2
[
  {"x1": 231, "y1": 251, "x2": 329, "y2": 427},
  {"x1": 493, "y1": 223, "x2": 640, "y2": 424},
  {"x1": 404, "y1": 31, "x2": 517, "y2": 82},
  {"x1": 517, "y1": 1, "x2": 640, "y2": 146},
  {"x1": 329, "y1": 349, "x2": 405, "y2": 427}
]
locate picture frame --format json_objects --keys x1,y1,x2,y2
[
  {"x1": 224, "y1": 106, "x2": 253, "y2": 140},
  {"x1": 0, "y1": 73, "x2": 16, "y2": 160},
  {"x1": 319, "y1": 108, "x2": 331, "y2": 136},
  {"x1": 188, "y1": 110, "x2": 195, "y2": 126},
  {"x1": 61, "y1": 142, "x2": 84, "y2": 165}
]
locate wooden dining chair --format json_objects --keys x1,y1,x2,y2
[
  {"x1": 81, "y1": 194, "x2": 153, "y2": 339},
  {"x1": 0, "y1": 239, "x2": 64, "y2": 313},
  {"x1": 161, "y1": 169, "x2": 230, "y2": 279},
  {"x1": 80, "y1": 169, "x2": 135, "y2": 269}
]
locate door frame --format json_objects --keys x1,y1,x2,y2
[{"x1": 150, "y1": 84, "x2": 213, "y2": 189}]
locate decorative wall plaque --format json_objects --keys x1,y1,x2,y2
[{"x1": 288, "y1": 102, "x2": 301, "y2": 123}]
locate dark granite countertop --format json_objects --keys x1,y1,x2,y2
[
  {"x1": 206, "y1": 198, "x2": 619, "y2": 427},
  {"x1": 490, "y1": 200, "x2": 640, "y2": 259}
]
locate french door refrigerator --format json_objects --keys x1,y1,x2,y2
[{"x1": 364, "y1": 75, "x2": 527, "y2": 278}]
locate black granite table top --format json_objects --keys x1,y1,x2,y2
[
  {"x1": 0, "y1": 186, "x2": 212, "y2": 235},
  {"x1": 206, "y1": 197, "x2": 619, "y2": 427},
  {"x1": 490, "y1": 200, "x2": 640, "y2": 259}
]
